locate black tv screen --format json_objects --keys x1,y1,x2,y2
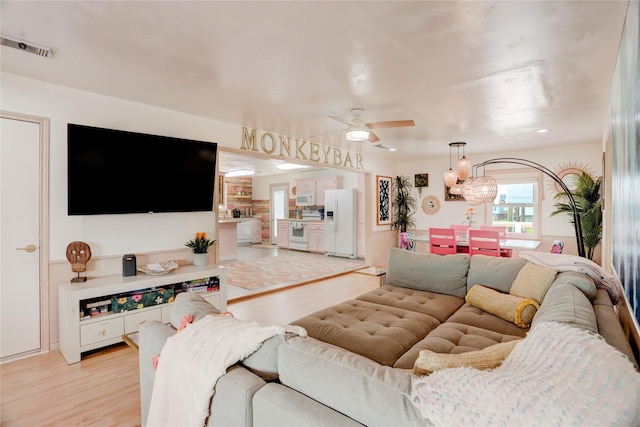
[{"x1": 68, "y1": 124, "x2": 217, "y2": 215}]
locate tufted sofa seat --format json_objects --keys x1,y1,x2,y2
[{"x1": 292, "y1": 248, "x2": 629, "y2": 371}]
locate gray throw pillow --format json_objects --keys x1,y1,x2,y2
[
  {"x1": 466, "y1": 255, "x2": 527, "y2": 294},
  {"x1": 386, "y1": 248, "x2": 469, "y2": 298}
]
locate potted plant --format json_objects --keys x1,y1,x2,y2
[
  {"x1": 185, "y1": 232, "x2": 216, "y2": 266},
  {"x1": 551, "y1": 172, "x2": 602, "y2": 260},
  {"x1": 391, "y1": 175, "x2": 417, "y2": 233}
]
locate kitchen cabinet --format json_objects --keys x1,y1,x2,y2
[
  {"x1": 295, "y1": 176, "x2": 343, "y2": 206},
  {"x1": 316, "y1": 176, "x2": 343, "y2": 206},
  {"x1": 308, "y1": 222, "x2": 325, "y2": 253},
  {"x1": 237, "y1": 220, "x2": 252, "y2": 244},
  {"x1": 251, "y1": 218, "x2": 262, "y2": 244},
  {"x1": 277, "y1": 220, "x2": 289, "y2": 248}
]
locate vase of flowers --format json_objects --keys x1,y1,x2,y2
[
  {"x1": 185, "y1": 232, "x2": 215, "y2": 266},
  {"x1": 462, "y1": 206, "x2": 476, "y2": 238}
]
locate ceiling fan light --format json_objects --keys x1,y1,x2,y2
[
  {"x1": 444, "y1": 168, "x2": 458, "y2": 187},
  {"x1": 457, "y1": 156, "x2": 471, "y2": 180},
  {"x1": 346, "y1": 127, "x2": 370, "y2": 141}
]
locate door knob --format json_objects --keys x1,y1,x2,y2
[{"x1": 16, "y1": 244, "x2": 37, "y2": 253}]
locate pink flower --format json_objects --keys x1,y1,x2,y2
[
  {"x1": 178, "y1": 314, "x2": 194, "y2": 331},
  {"x1": 132, "y1": 294, "x2": 142, "y2": 302}
]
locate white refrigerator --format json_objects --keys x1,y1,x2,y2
[{"x1": 324, "y1": 188, "x2": 357, "y2": 258}]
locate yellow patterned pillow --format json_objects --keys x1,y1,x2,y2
[
  {"x1": 509, "y1": 262, "x2": 557, "y2": 304},
  {"x1": 466, "y1": 284, "x2": 539, "y2": 328},
  {"x1": 413, "y1": 340, "x2": 520, "y2": 375}
]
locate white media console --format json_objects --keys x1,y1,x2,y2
[{"x1": 58, "y1": 265, "x2": 227, "y2": 364}]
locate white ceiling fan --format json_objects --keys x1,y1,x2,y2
[{"x1": 329, "y1": 108, "x2": 415, "y2": 143}]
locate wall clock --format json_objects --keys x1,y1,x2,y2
[{"x1": 421, "y1": 195, "x2": 441, "y2": 215}]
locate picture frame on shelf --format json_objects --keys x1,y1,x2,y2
[{"x1": 376, "y1": 175, "x2": 392, "y2": 225}]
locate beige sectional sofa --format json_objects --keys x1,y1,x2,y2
[{"x1": 139, "y1": 248, "x2": 638, "y2": 426}]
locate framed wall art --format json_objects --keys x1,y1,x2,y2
[
  {"x1": 376, "y1": 175, "x2": 392, "y2": 225},
  {"x1": 415, "y1": 173, "x2": 429, "y2": 196}
]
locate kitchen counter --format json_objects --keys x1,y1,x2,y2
[{"x1": 219, "y1": 218, "x2": 245, "y2": 223}]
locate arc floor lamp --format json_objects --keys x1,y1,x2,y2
[{"x1": 467, "y1": 157, "x2": 585, "y2": 258}]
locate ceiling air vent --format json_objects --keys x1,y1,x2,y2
[{"x1": 1, "y1": 35, "x2": 53, "y2": 57}]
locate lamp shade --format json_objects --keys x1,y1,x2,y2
[
  {"x1": 456, "y1": 156, "x2": 471, "y2": 180},
  {"x1": 444, "y1": 168, "x2": 458, "y2": 187},
  {"x1": 462, "y1": 178, "x2": 481, "y2": 204},
  {"x1": 472, "y1": 176, "x2": 498, "y2": 203},
  {"x1": 449, "y1": 183, "x2": 463, "y2": 195}
]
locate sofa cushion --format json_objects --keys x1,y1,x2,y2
[
  {"x1": 278, "y1": 337, "x2": 428, "y2": 427},
  {"x1": 386, "y1": 248, "x2": 469, "y2": 298},
  {"x1": 253, "y1": 383, "x2": 364, "y2": 427},
  {"x1": 531, "y1": 281, "x2": 597, "y2": 333},
  {"x1": 466, "y1": 255, "x2": 527, "y2": 294},
  {"x1": 552, "y1": 271, "x2": 597, "y2": 300},
  {"x1": 509, "y1": 262, "x2": 557, "y2": 303},
  {"x1": 413, "y1": 340, "x2": 520, "y2": 375},
  {"x1": 466, "y1": 285, "x2": 539, "y2": 328},
  {"x1": 292, "y1": 299, "x2": 441, "y2": 366},
  {"x1": 444, "y1": 303, "x2": 531, "y2": 337},
  {"x1": 356, "y1": 285, "x2": 464, "y2": 322},
  {"x1": 393, "y1": 321, "x2": 524, "y2": 369}
]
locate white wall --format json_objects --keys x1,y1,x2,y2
[{"x1": 2, "y1": 72, "x2": 396, "y2": 261}]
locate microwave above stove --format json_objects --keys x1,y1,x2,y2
[{"x1": 295, "y1": 191, "x2": 315, "y2": 206}]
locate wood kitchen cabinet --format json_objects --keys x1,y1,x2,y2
[
  {"x1": 295, "y1": 176, "x2": 343, "y2": 206},
  {"x1": 277, "y1": 220, "x2": 289, "y2": 248},
  {"x1": 316, "y1": 176, "x2": 343, "y2": 206},
  {"x1": 307, "y1": 222, "x2": 325, "y2": 253}
]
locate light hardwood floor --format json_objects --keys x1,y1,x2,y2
[{"x1": 0, "y1": 272, "x2": 379, "y2": 426}]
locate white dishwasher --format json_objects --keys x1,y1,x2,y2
[{"x1": 237, "y1": 220, "x2": 252, "y2": 244}]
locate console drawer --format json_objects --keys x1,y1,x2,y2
[
  {"x1": 80, "y1": 317, "x2": 123, "y2": 346},
  {"x1": 124, "y1": 309, "x2": 162, "y2": 333}
]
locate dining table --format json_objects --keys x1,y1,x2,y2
[{"x1": 408, "y1": 234, "x2": 542, "y2": 256}]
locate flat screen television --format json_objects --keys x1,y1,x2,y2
[{"x1": 68, "y1": 123, "x2": 217, "y2": 215}]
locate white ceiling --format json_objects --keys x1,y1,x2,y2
[{"x1": 0, "y1": 1, "x2": 629, "y2": 175}]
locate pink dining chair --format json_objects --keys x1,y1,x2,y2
[
  {"x1": 450, "y1": 224, "x2": 469, "y2": 240},
  {"x1": 429, "y1": 228, "x2": 457, "y2": 255},
  {"x1": 480, "y1": 226, "x2": 511, "y2": 257},
  {"x1": 468, "y1": 229, "x2": 501, "y2": 257},
  {"x1": 480, "y1": 225, "x2": 507, "y2": 239}
]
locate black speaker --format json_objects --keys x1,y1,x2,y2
[{"x1": 123, "y1": 254, "x2": 137, "y2": 277}]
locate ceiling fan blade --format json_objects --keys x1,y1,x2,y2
[
  {"x1": 328, "y1": 115, "x2": 355, "y2": 126},
  {"x1": 366, "y1": 119, "x2": 415, "y2": 129},
  {"x1": 367, "y1": 132, "x2": 381, "y2": 143}
]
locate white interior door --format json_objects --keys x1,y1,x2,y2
[
  {"x1": 270, "y1": 184, "x2": 288, "y2": 244},
  {"x1": 1, "y1": 116, "x2": 42, "y2": 359}
]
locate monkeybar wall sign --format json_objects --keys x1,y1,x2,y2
[{"x1": 240, "y1": 127, "x2": 364, "y2": 170}]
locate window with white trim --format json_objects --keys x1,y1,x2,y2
[{"x1": 483, "y1": 169, "x2": 541, "y2": 239}]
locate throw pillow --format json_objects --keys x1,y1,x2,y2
[
  {"x1": 466, "y1": 285, "x2": 539, "y2": 328},
  {"x1": 413, "y1": 340, "x2": 520, "y2": 375},
  {"x1": 509, "y1": 262, "x2": 557, "y2": 304}
]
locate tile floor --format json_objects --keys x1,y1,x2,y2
[{"x1": 224, "y1": 244, "x2": 364, "y2": 300}]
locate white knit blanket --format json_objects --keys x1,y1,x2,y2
[
  {"x1": 146, "y1": 315, "x2": 306, "y2": 427},
  {"x1": 412, "y1": 322, "x2": 640, "y2": 427},
  {"x1": 519, "y1": 250, "x2": 623, "y2": 304}
]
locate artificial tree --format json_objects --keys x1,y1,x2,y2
[
  {"x1": 391, "y1": 175, "x2": 417, "y2": 233},
  {"x1": 551, "y1": 172, "x2": 602, "y2": 260}
]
